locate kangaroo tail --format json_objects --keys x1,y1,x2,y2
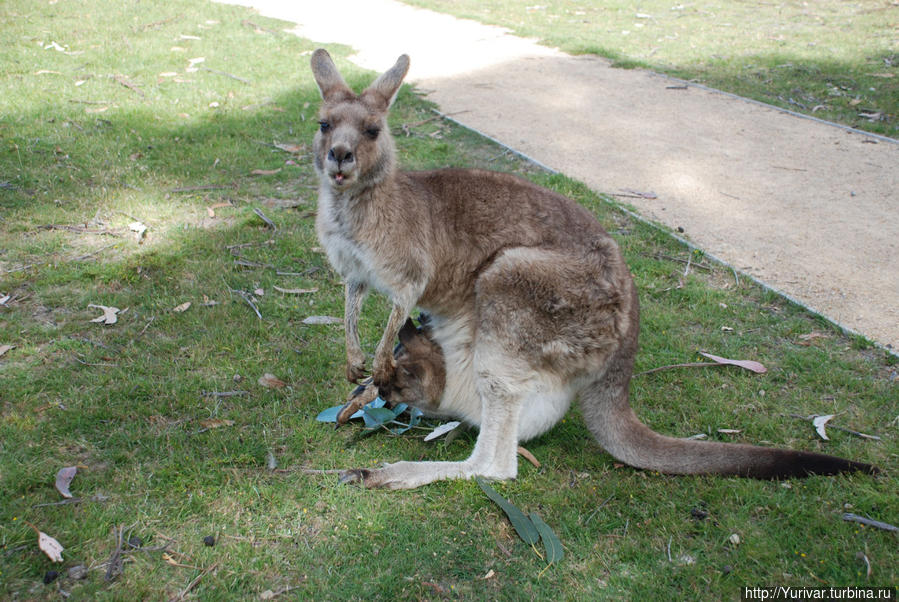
[{"x1": 581, "y1": 336, "x2": 878, "y2": 479}]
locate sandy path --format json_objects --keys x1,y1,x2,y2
[{"x1": 221, "y1": 0, "x2": 898, "y2": 352}]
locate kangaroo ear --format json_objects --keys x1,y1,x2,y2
[
  {"x1": 362, "y1": 54, "x2": 410, "y2": 111},
  {"x1": 310, "y1": 49, "x2": 354, "y2": 102},
  {"x1": 398, "y1": 317, "x2": 419, "y2": 346}
]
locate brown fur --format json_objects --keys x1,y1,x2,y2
[{"x1": 310, "y1": 49, "x2": 877, "y2": 488}]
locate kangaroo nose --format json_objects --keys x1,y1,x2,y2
[{"x1": 328, "y1": 146, "x2": 354, "y2": 166}]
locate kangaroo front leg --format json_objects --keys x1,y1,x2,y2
[
  {"x1": 344, "y1": 281, "x2": 369, "y2": 383},
  {"x1": 371, "y1": 302, "x2": 410, "y2": 391}
]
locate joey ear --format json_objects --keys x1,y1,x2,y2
[
  {"x1": 361, "y1": 54, "x2": 410, "y2": 111},
  {"x1": 310, "y1": 49, "x2": 354, "y2": 102},
  {"x1": 398, "y1": 317, "x2": 419, "y2": 346}
]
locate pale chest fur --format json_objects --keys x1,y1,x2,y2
[{"x1": 316, "y1": 186, "x2": 392, "y2": 294}]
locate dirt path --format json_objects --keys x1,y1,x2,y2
[{"x1": 222, "y1": 0, "x2": 898, "y2": 352}]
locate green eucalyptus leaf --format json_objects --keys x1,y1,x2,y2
[
  {"x1": 529, "y1": 512, "x2": 564, "y2": 564},
  {"x1": 476, "y1": 477, "x2": 539, "y2": 545}
]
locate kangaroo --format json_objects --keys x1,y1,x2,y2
[{"x1": 310, "y1": 49, "x2": 877, "y2": 489}]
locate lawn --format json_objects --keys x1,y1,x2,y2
[
  {"x1": 1, "y1": 0, "x2": 896, "y2": 600},
  {"x1": 401, "y1": 0, "x2": 899, "y2": 138}
]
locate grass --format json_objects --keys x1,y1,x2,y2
[
  {"x1": 400, "y1": 0, "x2": 899, "y2": 138},
  {"x1": 1, "y1": 0, "x2": 896, "y2": 599}
]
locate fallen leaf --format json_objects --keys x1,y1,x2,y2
[
  {"x1": 0, "y1": 293, "x2": 10, "y2": 305},
  {"x1": 207, "y1": 207, "x2": 215, "y2": 218},
  {"x1": 159, "y1": 71, "x2": 178, "y2": 77},
  {"x1": 273, "y1": 142, "x2": 302, "y2": 153},
  {"x1": 258, "y1": 373, "x2": 286, "y2": 388},
  {"x1": 869, "y1": 72, "x2": 895, "y2": 78},
  {"x1": 483, "y1": 569, "x2": 495, "y2": 580},
  {"x1": 129, "y1": 221, "x2": 147, "y2": 243},
  {"x1": 273, "y1": 286, "x2": 318, "y2": 295},
  {"x1": 199, "y1": 418, "x2": 235, "y2": 429},
  {"x1": 260, "y1": 591, "x2": 276, "y2": 601},
  {"x1": 813, "y1": 414, "x2": 835, "y2": 440},
  {"x1": 476, "y1": 477, "x2": 540, "y2": 545},
  {"x1": 530, "y1": 512, "x2": 564, "y2": 564},
  {"x1": 250, "y1": 168, "x2": 282, "y2": 176},
  {"x1": 266, "y1": 451, "x2": 278, "y2": 471},
  {"x1": 302, "y1": 316, "x2": 342, "y2": 325},
  {"x1": 423, "y1": 421, "x2": 461, "y2": 442},
  {"x1": 517, "y1": 446, "x2": 541, "y2": 468},
  {"x1": 55, "y1": 466, "x2": 78, "y2": 498},
  {"x1": 0, "y1": 344, "x2": 14, "y2": 358},
  {"x1": 89, "y1": 304, "x2": 120, "y2": 325},
  {"x1": 717, "y1": 428, "x2": 742, "y2": 435},
  {"x1": 38, "y1": 530, "x2": 64, "y2": 562},
  {"x1": 172, "y1": 302, "x2": 191, "y2": 313},
  {"x1": 728, "y1": 533, "x2": 741, "y2": 546},
  {"x1": 253, "y1": 288, "x2": 264, "y2": 296},
  {"x1": 849, "y1": 98, "x2": 862, "y2": 106},
  {"x1": 699, "y1": 352, "x2": 767, "y2": 374},
  {"x1": 686, "y1": 433, "x2": 707, "y2": 440}
]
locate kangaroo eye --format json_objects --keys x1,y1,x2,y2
[
  {"x1": 364, "y1": 127, "x2": 380, "y2": 140},
  {"x1": 319, "y1": 121, "x2": 331, "y2": 133}
]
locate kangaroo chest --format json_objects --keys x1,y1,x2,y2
[{"x1": 316, "y1": 189, "x2": 391, "y2": 294}]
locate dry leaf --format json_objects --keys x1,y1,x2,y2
[
  {"x1": 302, "y1": 316, "x2": 342, "y2": 325},
  {"x1": 250, "y1": 168, "x2": 282, "y2": 176},
  {"x1": 207, "y1": 207, "x2": 215, "y2": 218},
  {"x1": 728, "y1": 533, "x2": 741, "y2": 546},
  {"x1": 0, "y1": 293, "x2": 11, "y2": 305},
  {"x1": 517, "y1": 446, "x2": 541, "y2": 468},
  {"x1": 199, "y1": 418, "x2": 235, "y2": 429},
  {"x1": 699, "y1": 352, "x2": 767, "y2": 374},
  {"x1": 55, "y1": 466, "x2": 78, "y2": 498},
  {"x1": 89, "y1": 304, "x2": 120, "y2": 325},
  {"x1": 274, "y1": 286, "x2": 318, "y2": 295},
  {"x1": 813, "y1": 414, "x2": 835, "y2": 440},
  {"x1": 258, "y1": 373, "x2": 286, "y2": 388},
  {"x1": 38, "y1": 531, "x2": 64, "y2": 562},
  {"x1": 870, "y1": 72, "x2": 895, "y2": 78},
  {"x1": 253, "y1": 288, "x2": 264, "y2": 296},
  {"x1": 129, "y1": 221, "x2": 147, "y2": 243},
  {"x1": 0, "y1": 344, "x2": 14, "y2": 358},
  {"x1": 717, "y1": 428, "x2": 742, "y2": 435},
  {"x1": 424, "y1": 421, "x2": 461, "y2": 442},
  {"x1": 172, "y1": 302, "x2": 191, "y2": 313},
  {"x1": 260, "y1": 591, "x2": 276, "y2": 601},
  {"x1": 274, "y1": 142, "x2": 302, "y2": 153}
]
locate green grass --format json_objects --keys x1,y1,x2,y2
[
  {"x1": 1, "y1": 1, "x2": 896, "y2": 599},
  {"x1": 401, "y1": 0, "x2": 899, "y2": 137}
]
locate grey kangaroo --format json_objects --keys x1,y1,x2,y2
[{"x1": 310, "y1": 49, "x2": 876, "y2": 489}]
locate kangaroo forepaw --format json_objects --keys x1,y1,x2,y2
[{"x1": 346, "y1": 361, "x2": 367, "y2": 384}]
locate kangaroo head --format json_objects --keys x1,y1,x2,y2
[
  {"x1": 382, "y1": 316, "x2": 446, "y2": 409},
  {"x1": 310, "y1": 49, "x2": 410, "y2": 191}
]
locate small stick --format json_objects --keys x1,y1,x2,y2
[
  {"x1": 666, "y1": 536, "x2": 673, "y2": 562},
  {"x1": 584, "y1": 494, "x2": 615, "y2": 525},
  {"x1": 201, "y1": 390, "x2": 248, "y2": 398},
  {"x1": 230, "y1": 289, "x2": 262, "y2": 320},
  {"x1": 104, "y1": 524, "x2": 125, "y2": 581},
  {"x1": 201, "y1": 67, "x2": 250, "y2": 84},
  {"x1": 170, "y1": 560, "x2": 219, "y2": 601},
  {"x1": 112, "y1": 74, "x2": 145, "y2": 97},
  {"x1": 842, "y1": 513, "x2": 898, "y2": 533},
  {"x1": 170, "y1": 184, "x2": 235, "y2": 193},
  {"x1": 31, "y1": 494, "x2": 110, "y2": 508},
  {"x1": 253, "y1": 208, "x2": 277, "y2": 231}
]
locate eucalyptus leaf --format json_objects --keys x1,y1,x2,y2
[
  {"x1": 476, "y1": 477, "x2": 539, "y2": 545},
  {"x1": 530, "y1": 512, "x2": 564, "y2": 564},
  {"x1": 316, "y1": 406, "x2": 342, "y2": 422}
]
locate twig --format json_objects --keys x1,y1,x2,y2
[
  {"x1": 683, "y1": 252, "x2": 692, "y2": 277},
  {"x1": 201, "y1": 390, "x2": 249, "y2": 398},
  {"x1": 584, "y1": 494, "x2": 615, "y2": 525},
  {"x1": 241, "y1": 19, "x2": 281, "y2": 35},
  {"x1": 298, "y1": 467, "x2": 343, "y2": 475},
  {"x1": 105, "y1": 524, "x2": 126, "y2": 582},
  {"x1": 169, "y1": 184, "x2": 235, "y2": 193},
  {"x1": 31, "y1": 494, "x2": 110, "y2": 508},
  {"x1": 229, "y1": 289, "x2": 262, "y2": 319},
  {"x1": 842, "y1": 514, "x2": 898, "y2": 533},
  {"x1": 137, "y1": 14, "x2": 181, "y2": 31},
  {"x1": 70, "y1": 243, "x2": 117, "y2": 262},
  {"x1": 636, "y1": 361, "x2": 724, "y2": 376},
  {"x1": 73, "y1": 354, "x2": 118, "y2": 368},
  {"x1": 666, "y1": 536, "x2": 673, "y2": 562},
  {"x1": 201, "y1": 67, "x2": 250, "y2": 84},
  {"x1": 170, "y1": 561, "x2": 219, "y2": 602},
  {"x1": 112, "y1": 74, "x2": 145, "y2": 97},
  {"x1": 252, "y1": 208, "x2": 277, "y2": 231},
  {"x1": 69, "y1": 99, "x2": 112, "y2": 105}
]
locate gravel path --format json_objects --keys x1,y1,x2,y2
[{"x1": 222, "y1": 0, "x2": 898, "y2": 352}]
